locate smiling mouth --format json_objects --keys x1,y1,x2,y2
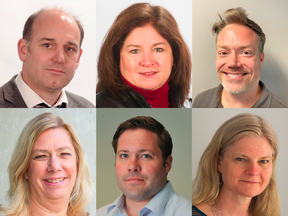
[
  {"x1": 139, "y1": 72, "x2": 157, "y2": 75},
  {"x1": 44, "y1": 177, "x2": 66, "y2": 183},
  {"x1": 224, "y1": 72, "x2": 248, "y2": 77}
]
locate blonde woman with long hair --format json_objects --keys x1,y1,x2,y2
[
  {"x1": 0, "y1": 113, "x2": 93, "y2": 216},
  {"x1": 192, "y1": 113, "x2": 281, "y2": 216}
]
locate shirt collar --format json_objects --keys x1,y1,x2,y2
[
  {"x1": 107, "y1": 181, "x2": 175, "y2": 216},
  {"x1": 15, "y1": 72, "x2": 68, "y2": 108}
]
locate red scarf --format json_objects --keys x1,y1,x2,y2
[{"x1": 121, "y1": 75, "x2": 170, "y2": 108}]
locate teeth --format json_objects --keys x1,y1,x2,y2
[
  {"x1": 45, "y1": 178, "x2": 65, "y2": 183},
  {"x1": 227, "y1": 73, "x2": 243, "y2": 77},
  {"x1": 141, "y1": 72, "x2": 156, "y2": 75}
]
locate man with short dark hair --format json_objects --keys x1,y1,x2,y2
[
  {"x1": 192, "y1": 7, "x2": 288, "y2": 108},
  {"x1": 97, "y1": 116, "x2": 191, "y2": 216},
  {"x1": 0, "y1": 8, "x2": 94, "y2": 108}
]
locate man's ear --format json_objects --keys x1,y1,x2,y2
[
  {"x1": 260, "y1": 52, "x2": 264, "y2": 66},
  {"x1": 75, "y1": 48, "x2": 83, "y2": 70},
  {"x1": 165, "y1": 155, "x2": 173, "y2": 174},
  {"x1": 18, "y1": 39, "x2": 28, "y2": 62}
]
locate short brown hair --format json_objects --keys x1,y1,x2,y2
[
  {"x1": 112, "y1": 116, "x2": 173, "y2": 166},
  {"x1": 212, "y1": 7, "x2": 266, "y2": 54},
  {"x1": 96, "y1": 3, "x2": 191, "y2": 106},
  {"x1": 22, "y1": 8, "x2": 84, "y2": 47}
]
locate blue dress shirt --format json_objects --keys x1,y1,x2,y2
[{"x1": 96, "y1": 181, "x2": 191, "y2": 216}]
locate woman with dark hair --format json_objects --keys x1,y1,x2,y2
[{"x1": 96, "y1": 3, "x2": 191, "y2": 108}]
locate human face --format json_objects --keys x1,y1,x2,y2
[
  {"x1": 26, "y1": 128, "x2": 77, "y2": 202},
  {"x1": 218, "y1": 136, "x2": 273, "y2": 199},
  {"x1": 115, "y1": 128, "x2": 172, "y2": 202},
  {"x1": 18, "y1": 10, "x2": 82, "y2": 95},
  {"x1": 216, "y1": 24, "x2": 264, "y2": 94},
  {"x1": 120, "y1": 24, "x2": 173, "y2": 90}
]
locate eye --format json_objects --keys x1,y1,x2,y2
[
  {"x1": 120, "y1": 154, "x2": 128, "y2": 159},
  {"x1": 260, "y1": 160, "x2": 269, "y2": 164},
  {"x1": 43, "y1": 43, "x2": 52, "y2": 48},
  {"x1": 61, "y1": 152, "x2": 71, "y2": 157},
  {"x1": 154, "y1": 48, "x2": 163, "y2": 52},
  {"x1": 241, "y1": 50, "x2": 252, "y2": 55},
  {"x1": 35, "y1": 155, "x2": 47, "y2": 159},
  {"x1": 236, "y1": 157, "x2": 245, "y2": 162},
  {"x1": 218, "y1": 51, "x2": 227, "y2": 56},
  {"x1": 66, "y1": 47, "x2": 76, "y2": 52},
  {"x1": 130, "y1": 49, "x2": 139, "y2": 54},
  {"x1": 141, "y1": 154, "x2": 151, "y2": 159}
]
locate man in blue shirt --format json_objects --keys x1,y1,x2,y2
[{"x1": 97, "y1": 116, "x2": 191, "y2": 216}]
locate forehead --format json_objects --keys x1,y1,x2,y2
[
  {"x1": 123, "y1": 24, "x2": 168, "y2": 45},
  {"x1": 225, "y1": 136, "x2": 273, "y2": 157},
  {"x1": 31, "y1": 10, "x2": 80, "y2": 43},
  {"x1": 33, "y1": 127, "x2": 74, "y2": 150},
  {"x1": 217, "y1": 23, "x2": 258, "y2": 47},
  {"x1": 117, "y1": 128, "x2": 160, "y2": 152}
]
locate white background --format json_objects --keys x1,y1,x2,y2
[
  {"x1": 0, "y1": 0, "x2": 96, "y2": 105},
  {"x1": 96, "y1": 0, "x2": 192, "y2": 97}
]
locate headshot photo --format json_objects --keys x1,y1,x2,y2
[
  {"x1": 96, "y1": 109, "x2": 191, "y2": 215},
  {"x1": 0, "y1": 0, "x2": 96, "y2": 107},
  {"x1": 0, "y1": 109, "x2": 96, "y2": 215},
  {"x1": 192, "y1": 109, "x2": 288, "y2": 215},
  {"x1": 192, "y1": 0, "x2": 288, "y2": 108},
  {"x1": 96, "y1": 0, "x2": 192, "y2": 108}
]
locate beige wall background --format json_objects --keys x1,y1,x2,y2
[
  {"x1": 97, "y1": 109, "x2": 191, "y2": 208},
  {"x1": 192, "y1": 109, "x2": 288, "y2": 215},
  {"x1": 193, "y1": 0, "x2": 288, "y2": 104},
  {"x1": 0, "y1": 109, "x2": 96, "y2": 215}
]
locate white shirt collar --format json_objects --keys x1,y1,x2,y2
[{"x1": 15, "y1": 72, "x2": 68, "y2": 108}]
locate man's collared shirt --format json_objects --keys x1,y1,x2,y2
[
  {"x1": 192, "y1": 81, "x2": 288, "y2": 108},
  {"x1": 96, "y1": 181, "x2": 191, "y2": 216},
  {"x1": 15, "y1": 72, "x2": 68, "y2": 108}
]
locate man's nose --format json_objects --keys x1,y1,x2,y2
[
  {"x1": 128, "y1": 157, "x2": 141, "y2": 172},
  {"x1": 227, "y1": 52, "x2": 241, "y2": 68},
  {"x1": 52, "y1": 48, "x2": 65, "y2": 63}
]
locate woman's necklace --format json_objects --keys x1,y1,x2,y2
[{"x1": 208, "y1": 200, "x2": 251, "y2": 216}]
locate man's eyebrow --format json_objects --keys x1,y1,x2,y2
[{"x1": 38, "y1": 38, "x2": 56, "y2": 43}]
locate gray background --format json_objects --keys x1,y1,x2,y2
[
  {"x1": 96, "y1": 0, "x2": 192, "y2": 97},
  {"x1": 0, "y1": 109, "x2": 96, "y2": 215},
  {"x1": 193, "y1": 0, "x2": 288, "y2": 104},
  {"x1": 0, "y1": 0, "x2": 96, "y2": 105},
  {"x1": 192, "y1": 109, "x2": 288, "y2": 215},
  {"x1": 97, "y1": 109, "x2": 192, "y2": 208}
]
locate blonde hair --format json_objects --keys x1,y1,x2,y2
[
  {"x1": 192, "y1": 113, "x2": 281, "y2": 216},
  {"x1": 0, "y1": 113, "x2": 93, "y2": 216}
]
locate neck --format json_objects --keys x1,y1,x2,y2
[
  {"x1": 21, "y1": 71, "x2": 62, "y2": 106},
  {"x1": 216, "y1": 186, "x2": 251, "y2": 216},
  {"x1": 30, "y1": 195, "x2": 69, "y2": 216},
  {"x1": 221, "y1": 84, "x2": 261, "y2": 108},
  {"x1": 125, "y1": 196, "x2": 152, "y2": 216}
]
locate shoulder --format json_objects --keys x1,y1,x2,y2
[
  {"x1": 192, "y1": 205, "x2": 208, "y2": 216},
  {"x1": 192, "y1": 86, "x2": 220, "y2": 108},
  {"x1": 65, "y1": 91, "x2": 95, "y2": 108},
  {"x1": 96, "y1": 203, "x2": 117, "y2": 216},
  {"x1": 255, "y1": 81, "x2": 288, "y2": 108},
  {"x1": 0, "y1": 75, "x2": 26, "y2": 108},
  {"x1": 164, "y1": 192, "x2": 191, "y2": 215},
  {"x1": 96, "y1": 89, "x2": 149, "y2": 108}
]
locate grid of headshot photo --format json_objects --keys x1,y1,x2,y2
[{"x1": 2, "y1": 0, "x2": 288, "y2": 216}]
